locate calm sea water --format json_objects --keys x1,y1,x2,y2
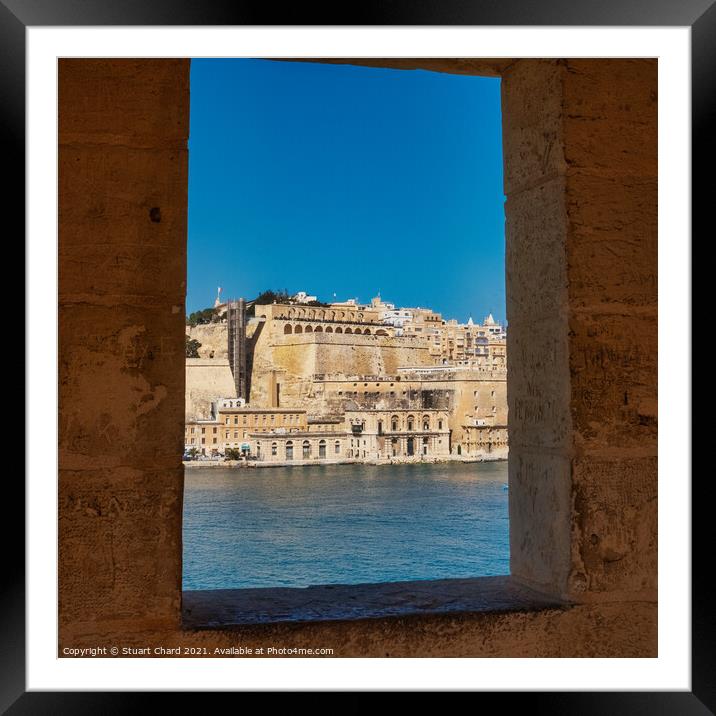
[{"x1": 183, "y1": 461, "x2": 509, "y2": 590}]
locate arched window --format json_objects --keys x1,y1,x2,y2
[
  {"x1": 335, "y1": 327, "x2": 343, "y2": 334},
  {"x1": 305, "y1": 325, "x2": 313, "y2": 333},
  {"x1": 363, "y1": 328, "x2": 371, "y2": 335},
  {"x1": 285, "y1": 441, "x2": 293, "y2": 460},
  {"x1": 377, "y1": 420, "x2": 383, "y2": 436},
  {"x1": 344, "y1": 328, "x2": 353, "y2": 334},
  {"x1": 438, "y1": 419, "x2": 443, "y2": 430},
  {"x1": 391, "y1": 415, "x2": 399, "y2": 431},
  {"x1": 423, "y1": 416, "x2": 430, "y2": 431},
  {"x1": 325, "y1": 326, "x2": 333, "y2": 333},
  {"x1": 314, "y1": 325, "x2": 323, "y2": 332},
  {"x1": 334, "y1": 440, "x2": 341, "y2": 454},
  {"x1": 318, "y1": 440, "x2": 326, "y2": 459},
  {"x1": 303, "y1": 440, "x2": 311, "y2": 459},
  {"x1": 283, "y1": 324, "x2": 292, "y2": 334},
  {"x1": 271, "y1": 442, "x2": 277, "y2": 456},
  {"x1": 294, "y1": 324, "x2": 303, "y2": 334},
  {"x1": 407, "y1": 415, "x2": 415, "y2": 431}
]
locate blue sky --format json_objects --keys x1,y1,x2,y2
[{"x1": 187, "y1": 59, "x2": 506, "y2": 324}]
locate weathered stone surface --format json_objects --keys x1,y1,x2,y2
[
  {"x1": 183, "y1": 576, "x2": 566, "y2": 626},
  {"x1": 59, "y1": 60, "x2": 190, "y2": 637},
  {"x1": 58, "y1": 58, "x2": 657, "y2": 657},
  {"x1": 569, "y1": 311, "x2": 657, "y2": 453},
  {"x1": 562, "y1": 59, "x2": 657, "y2": 177},
  {"x1": 59, "y1": 59, "x2": 189, "y2": 146},
  {"x1": 59, "y1": 304, "x2": 185, "y2": 469},
  {"x1": 60, "y1": 599, "x2": 656, "y2": 658},
  {"x1": 501, "y1": 59, "x2": 566, "y2": 194},
  {"x1": 570, "y1": 456, "x2": 657, "y2": 596},
  {"x1": 59, "y1": 468, "x2": 183, "y2": 633},
  {"x1": 508, "y1": 451, "x2": 572, "y2": 595},
  {"x1": 185, "y1": 358, "x2": 236, "y2": 420}
]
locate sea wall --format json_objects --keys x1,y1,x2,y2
[{"x1": 185, "y1": 358, "x2": 235, "y2": 420}]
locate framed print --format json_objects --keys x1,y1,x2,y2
[{"x1": 7, "y1": 0, "x2": 706, "y2": 708}]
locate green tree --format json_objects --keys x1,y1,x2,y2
[
  {"x1": 185, "y1": 336, "x2": 202, "y2": 358},
  {"x1": 186, "y1": 307, "x2": 218, "y2": 327},
  {"x1": 253, "y1": 289, "x2": 292, "y2": 306},
  {"x1": 224, "y1": 447, "x2": 242, "y2": 461}
]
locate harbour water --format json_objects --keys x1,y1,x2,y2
[{"x1": 183, "y1": 461, "x2": 509, "y2": 590}]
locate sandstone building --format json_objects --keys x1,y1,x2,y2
[{"x1": 186, "y1": 294, "x2": 508, "y2": 461}]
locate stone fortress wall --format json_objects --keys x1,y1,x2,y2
[
  {"x1": 185, "y1": 358, "x2": 236, "y2": 421},
  {"x1": 185, "y1": 322, "x2": 228, "y2": 359},
  {"x1": 186, "y1": 300, "x2": 508, "y2": 458}
]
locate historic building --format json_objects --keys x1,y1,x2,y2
[{"x1": 185, "y1": 294, "x2": 509, "y2": 462}]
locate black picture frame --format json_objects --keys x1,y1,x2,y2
[{"x1": 5, "y1": 0, "x2": 706, "y2": 709}]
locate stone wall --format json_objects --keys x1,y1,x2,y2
[
  {"x1": 58, "y1": 58, "x2": 657, "y2": 657},
  {"x1": 503, "y1": 59, "x2": 657, "y2": 601},
  {"x1": 186, "y1": 322, "x2": 228, "y2": 359},
  {"x1": 59, "y1": 59, "x2": 190, "y2": 638},
  {"x1": 249, "y1": 322, "x2": 432, "y2": 408},
  {"x1": 185, "y1": 358, "x2": 236, "y2": 420}
]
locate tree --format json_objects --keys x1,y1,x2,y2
[
  {"x1": 224, "y1": 447, "x2": 242, "y2": 461},
  {"x1": 253, "y1": 289, "x2": 292, "y2": 306},
  {"x1": 185, "y1": 336, "x2": 202, "y2": 358},
  {"x1": 186, "y1": 307, "x2": 218, "y2": 326}
]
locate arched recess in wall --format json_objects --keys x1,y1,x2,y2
[
  {"x1": 335, "y1": 327, "x2": 343, "y2": 334},
  {"x1": 295, "y1": 325, "x2": 303, "y2": 334},
  {"x1": 305, "y1": 325, "x2": 313, "y2": 333},
  {"x1": 315, "y1": 325, "x2": 323, "y2": 332},
  {"x1": 283, "y1": 324, "x2": 292, "y2": 334},
  {"x1": 345, "y1": 328, "x2": 352, "y2": 334},
  {"x1": 325, "y1": 326, "x2": 333, "y2": 333}
]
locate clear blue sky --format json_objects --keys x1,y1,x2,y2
[{"x1": 187, "y1": 59, "x2": 506, "y2": 324}]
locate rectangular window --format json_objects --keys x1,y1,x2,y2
[{"x1": 182, "y1": 60, "x2": 508, "y2": 599}]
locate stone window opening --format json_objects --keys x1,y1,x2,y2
[{"x1": 57, "y1": 58, "x2": 656, "y2": 655}]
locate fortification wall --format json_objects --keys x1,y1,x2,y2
[
  {"x1": 274, "y1": 333, "x2": 431, "y2": 376},
  {"x1": 186, "y1": 322, "x2": 228, "y2": 359},
  {"x1": 185, "y1": 358, "x2": 235, "y2": 420},
  {"x1": 248, "y1": 327, "x2": 433, "y2": 409}
]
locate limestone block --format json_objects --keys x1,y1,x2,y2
[
  {"x1": 59, "y1": 467, "x2": 183, "y2": 635},
  {"x1": 59, "y1": 303, "x2": 185, "y2": 469},
  {"x1": 569, "y1": 456, "x2": 657, "y2": 596},
  {"x1": 563, "y1": 59, "x2": 657, "y2": 177},
  {"x1": 501, "y1": 59, "x2": 566, "y2": 194},
  {"x1": 59, "y1": 59, "x2": 189, "y2": 145},
  {"x1": 509, "y1": 451, "x2": 572, "y2": 595},
  {"x1": 568, "y1": 311, "x2": 657, "y2": 453},
  {"x1": 505, "y1": 177, "x2": 569, "y2": 323}
]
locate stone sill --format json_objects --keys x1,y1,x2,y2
[{"x1": 182, "y1": 575, "x2": 568, "y2": 629}]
